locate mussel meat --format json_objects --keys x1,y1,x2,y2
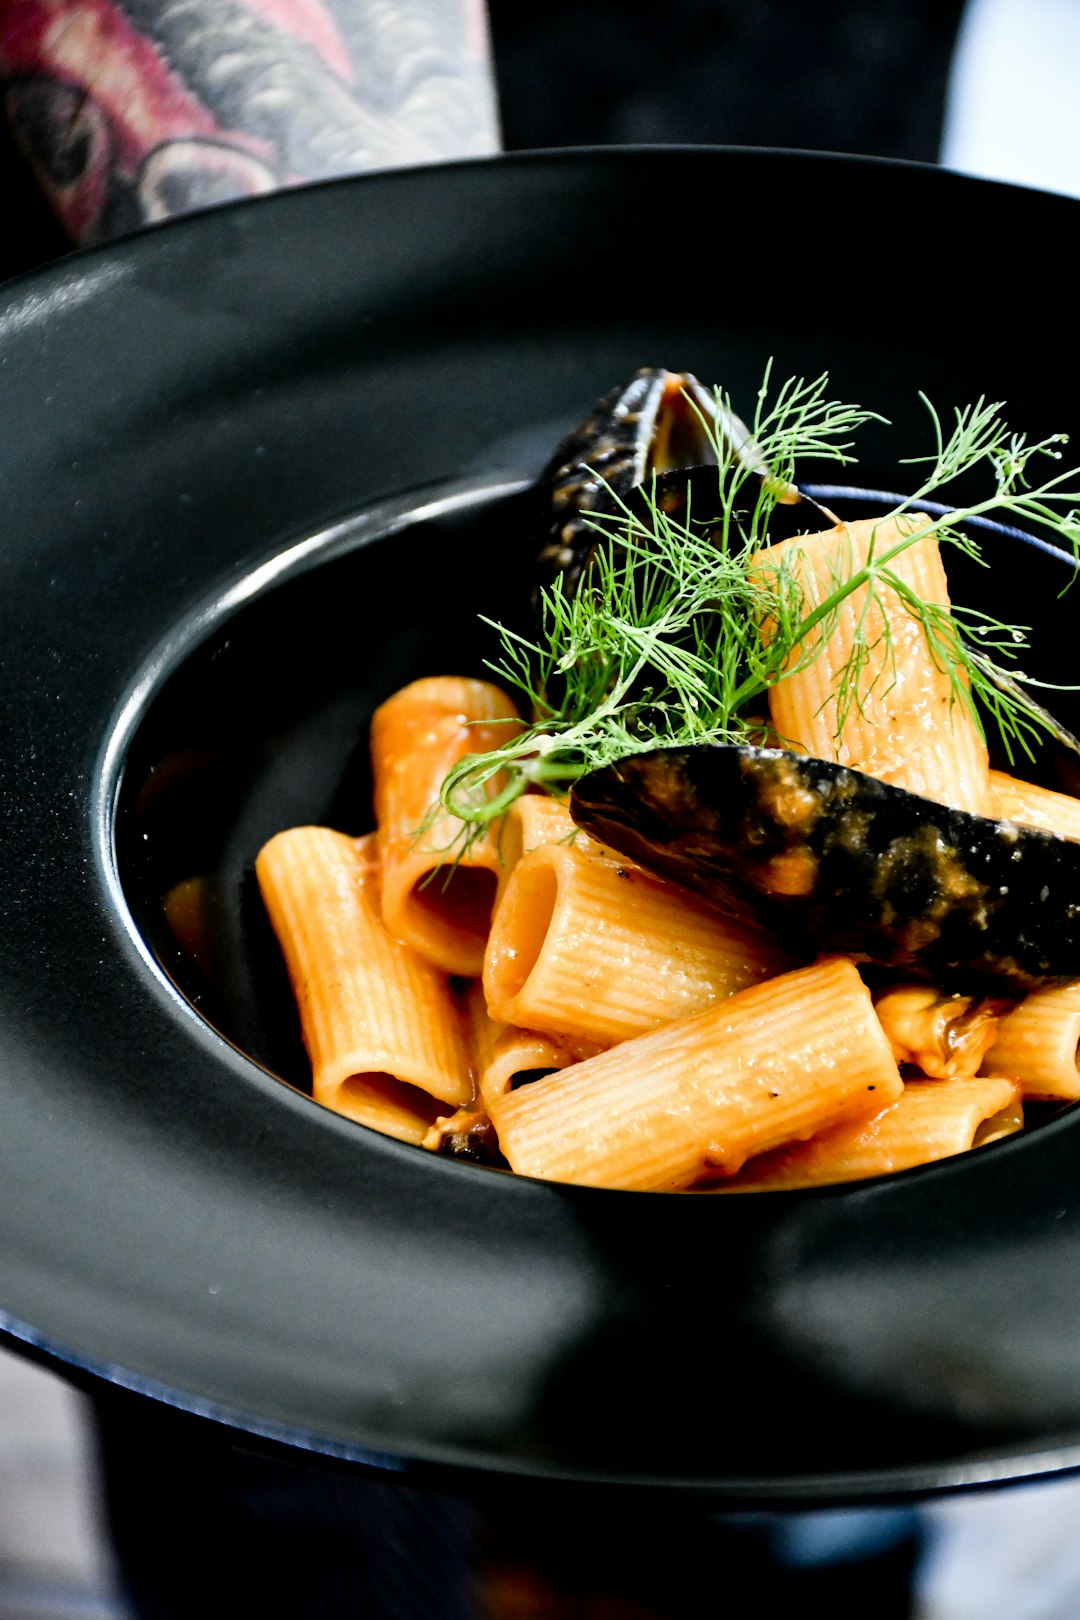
[
  {"x1": 537, "y1": 367, "x2": 817, "y2": 597},
  {"x1": 570, "y1": 745, "x2": 1080, "y2": 993}
]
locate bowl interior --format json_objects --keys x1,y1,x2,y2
[
  {"x1": 115, "y1": 482, "x2": 539, "y2": 1083},
  {"x1": 114, "y1": 481, "x2": 1080, "y2": 1119}
]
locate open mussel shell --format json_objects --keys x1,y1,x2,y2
[
  {"x1": 536, "y1": 367, "x2": 816, "y2": 598},
  {"x1": 570, "y1": 744, "x2": 1080, "y2": 992}
]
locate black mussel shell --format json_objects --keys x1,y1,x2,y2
[
  {"x1": 570, "y1": 745, "x2": 1080, "y2": 992},
  {"x1": 536, "y1": 367, "x2": 810, "y2": 598}
]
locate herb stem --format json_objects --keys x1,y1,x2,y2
[{"x1": 431, "y1": 373, "x2": 1080, "y2": 854}]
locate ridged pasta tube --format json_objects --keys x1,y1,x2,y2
[
  {"x1": 256, "y1": 827, "x2": 473, "y2": 1143},
  {"x1": 458, "y1": 980, "x2": 599, "y2": 1108},
  {"x1": 488, "y1": 958, "x2": 904, "y2": 1190},
  {"x1": 754, "y1": 516, "x2": 995, "y2": 816},
  {"x1": 370, "y1": 675, "x2": 523, "y2": 976},
  {"x1": 723, "y1": 1076, "x2": 1022, "y2": 1191},
  {"x1": 484, "y1": 836, "x2": 793, "y2": 1048},
  {"x1": 490, "y1": 793, "x2": 585, "y2": 913},
  {"x1": 980, "y1": 984, "x2": 1080, "y2": 1100},
  {"x1": 989, "y1": 771, "x2": 1080, "y2": 841}
]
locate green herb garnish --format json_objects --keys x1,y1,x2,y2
[{"x1": 437, "y1": 369, "x2": 1080, "y2": 849}]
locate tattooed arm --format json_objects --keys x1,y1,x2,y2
[{"x1": 0, "y1": 0, "x2": 499, "y2": 244}]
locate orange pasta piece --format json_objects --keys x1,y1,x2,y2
[
  {"x1": 989, "y1": 770, "x2": 1080, "y2": 841},
  {"x1": 457, "y1": 976, "x2": 500, "y2": 1079},
  {"x1": 491, "y1": 793, "x2": 585, "y2": 912},
  {"x1": 980, "y1": 983, "x2": 1080, "y2": 1100},
  {"x1": 371, "y1": 675, "x2": 523, "y2": 976},
  {"x1": 484, "y1": 835, "x2": 794, "y2": 1048},
  {"x1": 162, "y1": 875, "x2": 216, "y2": 981},
  {"x1": 457, "y1": 980, "x2": 600, "y2": 1108},
  {"x1": 421, "y1": 979, "x2": 593, "y2": 1157},
  {"x1": 872, "y1": 983, "x2": 1002, "y2": 1079},
  {"x1": 722, "y1": 1076, "x2": 1022, "y2": 1191},
  {"x1": 481, "y1": 1027, "x2": 601, "y2": 1105},
  {"x1": 754, "y1": 515, "x2": 994, "y2": 815},
  {"x1": 488, "y1": 958, "x2": 903, "y2": 1190},
  {"x1": 256, "y1": 827, "x2": 472, "y2": 1143},
  {"x1": 976, "y1": 1093, "x2": 1025, "y2": 1146}
]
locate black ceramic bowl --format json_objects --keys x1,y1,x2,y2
[{"x1": 4, "y1": 148, "x2": 1080, "y2": 1506}]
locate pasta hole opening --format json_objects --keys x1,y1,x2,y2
[
  {"x1": 327, "y1": 1072, "x2": 447, "y2": 1144},
  {"x1": 487, "y1": 859, "x2": 559, "y2": 1005},
  {"x1": 972, "y1": 1096, "x2": 1025, "y2": 1149},
  {"x1": 406, "y1": 866, "x2": 497, "y2": 962},
  {"x1": 511, "y1": 1066, "x2": 559, "y2": 1091}
]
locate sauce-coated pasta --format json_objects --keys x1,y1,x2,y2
[{"x1": 255, "y1": 371, "x2": 1080, "y2": 1189}]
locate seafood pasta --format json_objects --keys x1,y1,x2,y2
[{"x1": 256, "y1": 369, "x2": 1080, "y2": 1190}]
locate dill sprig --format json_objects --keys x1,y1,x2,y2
[{"x1": 437, "y1": 373, "x2": 1080, "y2": 845}]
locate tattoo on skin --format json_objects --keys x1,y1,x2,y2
[{"x1": 0, "y1": 0, "x2": 499, "y2": 243}]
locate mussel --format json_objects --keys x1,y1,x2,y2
[
  {"x1": 536, "y1": 367, "x2": 825, "y2": 597},
  {"x1": 570, "y1": 745, "x2": 1080, "y2": 993}
]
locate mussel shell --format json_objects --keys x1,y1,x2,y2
[
  {"x1": 570, "y1": 745, "x2": 1080, "y2": 992},
  {"x1": 536, "y1": 367, "x2": 807, "y2": 598},
  {"x1": 537, "y1": 369, "x2": 709, "y2": 596}
]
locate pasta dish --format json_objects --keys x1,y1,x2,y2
[{"x1": 254, "y1": 368, "x2": 1080, "y2": 1191}]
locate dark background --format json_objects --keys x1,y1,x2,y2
[
  {"x1": 489, "y1": 0, "x2": 965, "y2": 159},
  {"x1": 0, "y1": 0, "x2": 966, "y2": 282}
]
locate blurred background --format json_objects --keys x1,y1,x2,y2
[{"x1": 4, "y1": 0, "x2": 1080, "y2": 1615}]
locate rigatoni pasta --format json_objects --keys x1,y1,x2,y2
[
  {"x1": 989, "y1": 770, "x2": 1080, "y2": 842},
  {"x1": 488, "y1": 959, "x2": 903, "y2": 1191},
  {"x1": 753, "y1": 515, "x2": 995, "y2": 816},
  {"x1": 458, "y1": 979, "x2": 600, "y2": 1108},
  {"x1": 370, "y1": 675, "x2": 523, "y2": 976},
  {"x1": 256, "y1": 663, "x2": 1080, "y2": 1185},
  {"x1": 720, "y1": 1076, "x2": 1022, "y2": 1191},
  {"x1": 492, "y1": 793, "x2": 585, "y2": 906},
  {"x1": 484, "y1": 832, "x2": 793, "y2": 1047},
  {"x1": 979, "y1": 984, "x2": 1080, "y2": 1101},
  {"x1": 256, "y1": 827, "x2": 472, "y2": 1143},
  {"x1": 253, "y1": 368, "x2": 1080, "y2": 1191}
]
